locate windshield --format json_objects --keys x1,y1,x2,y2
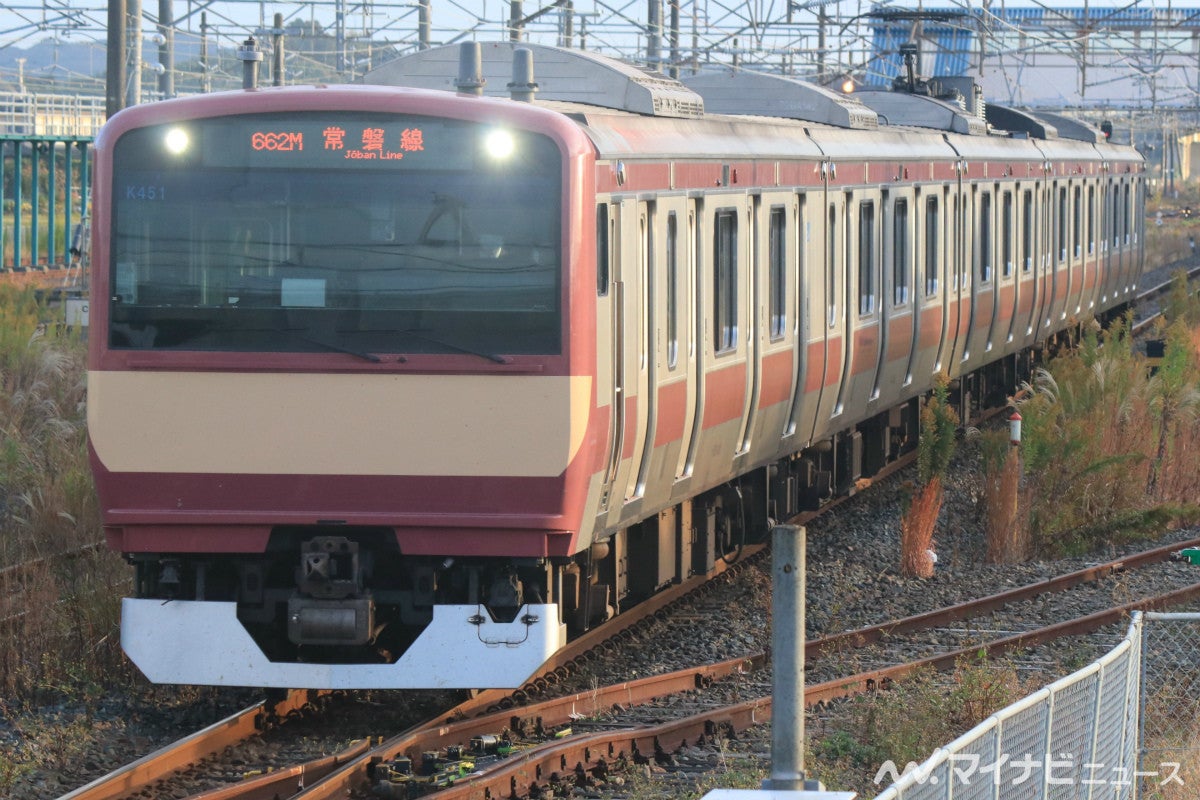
[{"x1": 108, "y1": 112, "x2": 563, "y2": 356}]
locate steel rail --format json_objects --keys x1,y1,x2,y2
[
  {"x1": 419, "y1": 581, "x2": 1200, "y2": 800},
  {"x1": 182, "y1": 741, "x2": 370, "y2": 800},
  {"x1": 428, "y1": 443, "x2": 924, "y2": 723},
  {"x1": 1131, "y1": 263, "x2": 1200, "y2": 335},
  {"x1": 57, "y1": 690, "x2": 319, "y2": 800},
  {"x1": 808, "y1": 534, "x2": 1200, "y2": 657},
  {"x1": 256, "y1": 536, "x2": 1195, "y2": 800}
]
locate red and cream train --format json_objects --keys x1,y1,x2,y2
[{"x1": 87, "y1": 42, "x2": 1144, "y2": 688}]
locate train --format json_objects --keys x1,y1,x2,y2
[{"x1": 87, "y1": 42, "x2": 1145, "y2": 689}]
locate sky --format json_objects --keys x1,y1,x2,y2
[
  {"x1": 7, "y1": 0, "x2": 1190, "y2": 54},
  {"x1": 1, "y1": 0, "x2": 1197, "y2": 97}
]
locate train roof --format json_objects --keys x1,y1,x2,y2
[
  {"x1": 363, "y1": 41, "x2": 704, "y2": 119},
  {"x1": 362, "y1": 42, "x2": 1138, "y2": 165},
  {"x1": 679, "y1": 69, "x2": 879, "y2": 130}
]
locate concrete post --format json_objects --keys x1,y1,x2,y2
[
  {"x1": 704, "y1": 528, "x2": 855, "y2": 799},
  {"x1": 765, "y1": 524, "x2": 819, "y2": 791}
]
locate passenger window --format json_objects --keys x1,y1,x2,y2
[
  {"x1": 1022, "y1": 189, "x2": 1033, "y2": 272},
  {"x1": 769, "y1": 207, "x2": 786, "y2": 339},
  {"x1": 1058, "y1": 186, "x2": 1068, "y2": 261},
  {"x1": 1002, "y1": 191, "x2": 1013, "y2": 278},
  {"x1": 714, "y1": 209, "x2": 738, "y2": 352},
  {"x1": 827, "y1": 204, "x2": 838, "y2": 326},
  {"x1": 667, "y1": 212, "x2": 678, "y2": 368},
  {"x1": 925, "y1": 196, "x2": 939, "y2": 296},
  {"x1": 858, "y1": 201, "x2": 875, "y2": 315},
  {"x1": 979, "y1": 192, "x2": 992, "y2": 283},
  {"x1": 893, "y1": 198, "x2": 909, "y2": 305},
  {"x1": 596, "y1": 205, "x2": 609, "y2": 295}
]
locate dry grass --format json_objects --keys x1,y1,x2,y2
[
  {"x1": 984, "y1": 443, "x2": 1028, "y2": 564},
  {"x1": 1014, "y1": 306, "x2": 1200, "y2": 557},
  {"x1": 900, "y1": 375, "x2": 958, "y2": 577},
  {"x1": 809, "y1": 657, "x2": 1030, "y2": 797},
  {"x1": 900, "y1": 478, "x2": 941, "y2": 578},
  {"x1": 0, "y1": 285, "x2": 129, "y2": 704}
]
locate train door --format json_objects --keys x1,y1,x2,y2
[
  {"x1": 1049, "y1": 181, "x2": 1067, "y2": 329},
  {"x1": 998, "y1": 187, "x2": 1019, "y2": 351},
  {"x1": 838, "y1": 190, "x2": 882, "y2": 424},
  {"x1": 912, "y1": 189, "x2": 946, "y2": 382},
  {"x1": 968, "y1": 185, "x2": 997, "y2": 362},
  {"x1": 1098, "y1": 178, "x2": 1112, "y2": 306},
  {"x1": 1083, "y1": 182, "x2": 1098, "y2": 313},
  {"x1": 597, "y1": 200, "x2": 623, "y2": 513},
  {"x1": 736, "y1": 195, "x2": 763, "y2": 456},
  {"x1": 1032, "y1": 182, "x2": 1053, "y2": 337},
  {"x1": 834, "y1": 192, "x2": 855, "y2": 419},
  {"x1": 668, "y1": 200, "x2": 698, "y2": 482},
  {"x1": 785, "y1": 192, "x2": 813, "y2": 439},
  {"x1": 1116, "y1": 179, "x2": 1133, "y2": 298},
  {"x1": 679, "y1": 200, "x2": 703, "y2": 479},
  {"x1": 873, "y1": 190, "x2": 893, "y2": 397},
  {"x1": 810, "y1": 186, "x2": 845, "y2": 442},
  {"x1": 626, "y1": 200, "x2": 657, "y2": 502},
  {"x1": 876, "y1": 188, "x2": 915, "y2": 397},
  {"x1": 949, "y1": 185, "x2": 972, "y2": 369},
  {"x1": 1070, "y1": 183, "x2": 1089, "y2": 316},
  {"x1": 1020, "y1": 186, "x2": 1040, "y2": 342},
  {"x1": 752, "y1": 194, "x2": 797, "y2": 454},
  {"x1": 936, "y1": 187, "x2": 957, "y2": 373}
]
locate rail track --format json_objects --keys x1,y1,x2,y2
[
  {"x1": 58, "y1": 533, "x2": 1200, "y2": 800},
  {"x1": 43, "y1": 260, "x2": 1200, "y2": 800}
]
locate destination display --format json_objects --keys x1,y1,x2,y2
[{"x1": 201, "y1": 115, "x2": 477, "y2": 169}]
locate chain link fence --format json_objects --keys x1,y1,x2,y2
[
  {"x1": 1138, "y1": 612, "x2": 1200, "y2": 800},
  {"x1": 872, "y1": 614, "x2": 1154, "y2": 800}
]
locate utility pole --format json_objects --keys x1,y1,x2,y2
[
  {"x1": 818, "y1": 5, "x2": 827, "y2": 85},
  {"x1": 158, "y1": 0, "x2": 175, "y2": 97},
  {"x1": 107, "y1": 0, "x2": 127, "y2": 116},
  {"x1": 335, "y1": 0, "x2": 346, "y2": 75},
  {"x1": 200, "y1": 12, "x2": 211, "y2": 93},
  {"x1": 510, "y1": 1, "x2": 523, "y2": 42},
  {"x1": 272, "y1": 12, "x2": 285, "y2": 86},
  {"x1": 668, "y1": 1, "x2": 680, "y2": 78},
  {"x1": 647, "y1": 0, "x2": 661, "y2": 71},
  {"x1": 126, "y1": 0, "x2": 142, "y2": 106},
  {"x1": 418, "y1": 0, "x2": 430, "y2": 50}
]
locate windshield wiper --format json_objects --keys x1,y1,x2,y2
[
  {"x1": 397, "y1": 329, "x2": 508, "y2": 364},
  {"x1": 297, "y1": 333, "x2": 385, "y2": 363}
]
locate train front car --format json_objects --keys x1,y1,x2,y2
[{"x1": 87, "y1": 86, "x2": 600, "y2": 689}]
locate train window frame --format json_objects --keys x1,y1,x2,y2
[
  {"x1": 979, "y1": 190, "x2": 993, "y2": 284},
  {"x1": 597, "y1": 204, "x2": 610, "y2": 296},
  {"x1": 713, "y1": 208, "x2": 738, "y2": 354},
  {"x1": 858, "y1": 200, "x2": 876, "y2": 316},
  {"x1": 1002, "y1": 190, "x2": 1013, "y2": 279},
  {"x1": 924, "y1": 195, "x2": 939, "y2": 297},
  {"x1": 1022, "y1": 188, "x2": 1033, "y2": 273},
  {"x1": 1118, "y1": 183, "x2": 1128, "y2": 245},
  {"x1": 949, "y1": 193, "x2": 961, "y2": 291},
  {"x1": 893, "y1": 197, "x2": 910, "y2": 306},
  {"x1": 1087, "y1": 184, "x2": 1096, "y2": 256},
  {"x1": 666, "y1": 211, "x2": 679, "y2": 369},
  {"x1": 1080, "y1": 183, "x2": 1089, "y2": 257},
  {"x1": 1057, "y1": 185, "x2": 1068, "y2": 263},
  {"x1": 827, "y1": 202, "x2": 839, "y2": 327},
  {"x1": 768, "y1": 205, "x2": 787, "y2": 340}
]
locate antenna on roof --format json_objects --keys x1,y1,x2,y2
[{"x1": 455, "y1": 42, "x2": 485, "y2": 96}]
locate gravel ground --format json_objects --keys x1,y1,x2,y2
[
  {"x1": 7, "y1": 260, "x2": 1200, "y2": 800},
  {"x1": 11, "y1": 434, "x2": 1200, "y2": 800}
]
